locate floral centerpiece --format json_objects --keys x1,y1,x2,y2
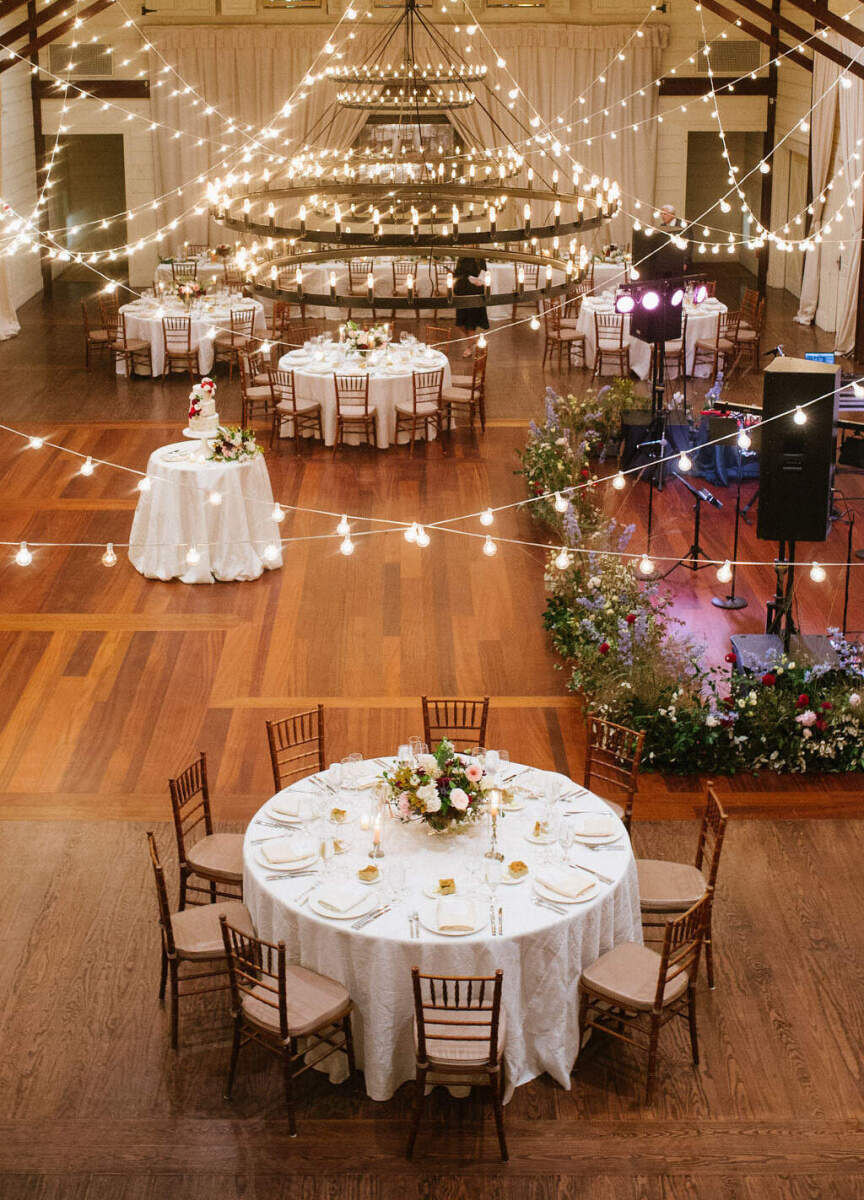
[
  {"x1": 207, "y1": 426, "x2": 260, "y2": 463},
  {"x1": 177, "y1": 280, "x2": 202, "y2": 307},
  {"x1": 383, "y1": 739, "x2": 488, "y2": 832},
  {"x1": 341, "y1": 319, "x2": 389, "y2": 358},
  {"x1": 214, "y1": 243, "x2": 231, "y2": 258}
]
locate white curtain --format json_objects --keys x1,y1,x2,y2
[
  {"x1": 833, "y1": 35, "x2": 864, "y2": 355},
  {"x1": 0, "y1": 83, "x2": 21, "y2": 338},
  {"x1": 795, "y1": 50, "x2": 838, "y2": 325}
]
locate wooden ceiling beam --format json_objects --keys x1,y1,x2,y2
[
  {"x1": 695, "y1": 0, "x2": 813, "y2": 73},
  {"x1": 711, "y1": 0, "x2": 864, "y2": 81},
  {"x1": 0, "y1": 0, "x2": 116, "y2": 72},
  {"x1": 0, "y1": 0, "x2": 27, "y2": 21},
  {"x1": 659, "y1": 74, "x2": 773, "y2": 95},
  {"x1": 1, "y1": 0, "x2": 76, "y2": 56},
  {"x1": 781, "y1": 0, "x2": 864, "y2": 49}
]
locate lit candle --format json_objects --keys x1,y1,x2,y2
[
  {"x1": 295, "y1": 266, "x2": 303, "y2": 299},
  {"x1": 411, "y1": 206, "x2": 419, "y2": 239},
  {"x1": 334, "y1": 202, "x2": 341, "y2": 235},
  {"x1": 329, "y1": 270, "x2": 336, "y2": 301},
  {"x1": 406, "y1": 272, "x2": 414, "y2": 300},
  {"x1": 489, "y1": 205, "x2": 496, "y2": 234},
  {"x1": 267, "y1": 202, "x2": 275, "y2": 229},
  {"x1": 372, "y1": 815, "x2": 381, "y2": 846},
  {"x1": 452, "y1": 203, "x2": 459, "y2": 235},
  {"x1": 446, "y1": 271, "x2": 453, "y2": 301},
  {"x1": 552, "y1": 168, "x2": 559, "y2": 192},
  {"x1": 360, "y1": 812, "x2": 371, "y2": 832},
  {"x1": 545, "y1": 264, "x2": 553, "y2": 291},
  {"x1": 517, "y1": 265, "x2": 525, "y2": 295},
  {"x1": 523, "y1": 203, "x2": 531, "y2": 235},
  {"x1": 490, "y1": 791, "x2": 499, "y2": 819},
  {"x1": 298, "y1": 205, "x2": 306, "y2": 236},
  {"x1": 554, "y1": 199, "x2": 561, "y2": 231},
  {"x1": 483, "y1": 269, "x2": 491, "y2": 299},
  {"x1": 367, "y1": 271, "x2": 374, "y2": 303},
  {"x1": 527, "y1": 166, "x2": 534, "y2": 189},
  {"x1": 373, "y1": 208, "x2": 381, "y2": 237}
]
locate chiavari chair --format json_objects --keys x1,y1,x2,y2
[
  {"x1": 732, "y1": 297, "x2": 765, "y2": 375},
  {"x1": 593, "y1": 311, "x2": 630, "y2": 378},
  {"x1": 407, "y1": 967, "x2": 507, "y2": 1161},
  {"x1": 421, "y1": 695, "x2": 489, "y2": 752},
  {"x1": 346, "y1": 258, "x2": 374, "y2": 319},
  {"x1": 692, "y1": 310, "x2": 740, "y2": 383},
  {"x1": 333, "y1": 372, "x2": 377, "y2": 453},
  {"x1": 270, "y1": 299, "x2": 295, "y2": 350},
  {"x1": 220, "y1": 917, "x2": 355, "y2": 1136},
  {"x1": 146, "y1": 832, "x2": 252, "y2": 1049},
  {"x1": 739, "y1": 287, "x2": 760, "y2": 331},
  {"x1": 650, "y1": 313, "x2": 688, "y2": 384},
  {"x1": 432, "y1": 258, "x2": 457, "y2": 297},
  {"x1": 576, "y1": 895, "x2": 709, "y2": 1102},
  {"x1": 283, "y1": 320, "x2": 321, "y2": 350},
  {"x1": 637, "y1": 785, "x2": 728, "y2": 988},
  {"x1": 171, "y1": 259, "x2": 198, "y2": 282},
  {"x1": 109, "y1": 311, "x2": 153, "y2": 378},
  {"x1": 98, "y1": 293, "x2": 120, "y2": 342},
  {"x1": 424, "y1": 323, "x2": 453, "y2": 355},
  {"x1": 583, "y1": 713, "x2": 645, "y2": 835},
  {"x1": 541, "y1": 299, "x2": 586, "y2": 370},
  {"x1": 213, "y1": 306, "x2": 256, "y2": 381},
  {"x1": 168, "y1": 751, "x2": 244, "y2": 910},
  {"x1": 392, "y1": 259, "x2": 419, "y2": 321},
  {"x1": 162, "y1": 315, "x2": 198, "y2": 379},
  {"x1": 81, "y1": 300, "x2": 110, "y2": 370},
  {"x1": 223, "y1": 266, "x2": 244, "y2": 292},
  {"x1": 239, "y1": 350, "x2": 273, "y2": 426},
  {"x1": 441, "y1": 344, "x2": 487, "y2": 433},
  {"x1": 266, "y1": 705, "x2": 326, "y2": 791},
  {"x1": 511, "y1": 261, "x2": 540, "y2": 321},
  {"x1": 269, "y1": 367, "x2": 323, "y2": 451},
  {"x1": 560, "y1": 287, "x2": 585, "y2": 328},
  {"x1": 394, "y1": 367, "x2": 445, "y2": 453}
]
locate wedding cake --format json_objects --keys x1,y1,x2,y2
[{"x1": 187, "y1": 378, "x2": 219, "y2": 435}]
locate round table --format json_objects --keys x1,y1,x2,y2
[
  {"x1": 591, "y1": 261, "x2": 629, "y2": 292},
  {"x1": 118, "y1": 297, "x2": 266, "y2": 378},
  {"x1": 243, "y1": 758, "x2": 641, "y2": 1102},
  {"x1": 154, "y1": 256, "x2": 238, "y2": 291},
  {"x1": 577, "y1": 296, "x2": 728, "y2": 379},
  {"x1": 128, "y1": 441, "x2": 283, "y2": 583},
  {"x1": 277, "y1": 345, "x2": 451, "y2": 448}
]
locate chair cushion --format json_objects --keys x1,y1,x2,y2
[
  {"x1": 604, "y1": 798, "x2": 625, "y2": 820},
  {"x1": 339, "y1": 405, "x2": 374, "y2": 419},
  {"x1": 637, "y1": 859, "x2": 707, "y2": 912},
  {"x1": 415, "y1": 1006, "x2": 506, "y2": 1067},
  {"x1": 695, "y1": 340, "x2": 717, "y2": 351},
  {"x1": 277, "y1": 398, "x2": 320, "y2": 414},
  {"x1": 243, "y1": 385, "x2": 272, "y2": 400},
  {"x1": 559, "y1": 318, "x2": 581, "y2": 329},
  {"x1": 395, "y1": 401, "x2": 440, "y2": 415},
  {"x1": 450, "y1": 373, "x2": 473, "y2": 388},
  {"x1": 171, "y1": 900, "x2": 253, "y2": 961},
  {"x1": 717, "y1": 337, "x2": 736, "y2": 352},
  {"x1": 252, "y1": 372, "x2": 270, "y2": 386},
  {"x1": 186, "y1": 832, "x2": 244, "y2": 883},
  {"x1": 113, "y1": 339, "x2": 150, "y2": 352},
  {"x1": 242, "y1": 966, "x2": 351, "y2": 1038},
  {"x1": 442, "y1": 386, "x2": 473, "y2": 403},
  {"x1": 555, "y1": 330, "x2": 585, "y2": 342},
  {"x1": 580, "y1": 941, "x2": 689, "y2": 1010},
  {"x1": 736, "y1": 329, "x2": 758, "y2": 342}
]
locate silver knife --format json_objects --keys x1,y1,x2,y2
[
  {"x1": 266, "y1": 869, "x2": 318, "y2": 881},
  {"x1": 533, "y1": 896, "x2": 566, "y2": 916},
  {"x1": 570, "y1": 861, "x2": 614, "y2": 884},
  {"x1": 354, "y1": 905, "x2": 390, "y2": 929},
  {"x1": 498, "y1": 905, "x2": 503, "y2": 936}
]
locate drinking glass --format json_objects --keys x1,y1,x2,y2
[
  {"x1": 483, "y1": 857, "x2": 504, "y2": 902},
  {"x1": 328, "y1": 761, "x2": 342, "y2": 792},
  {"x1": 341, "y1": 752, "x2": 363, "y2": 788},
  {"x1": 408, "y1": 736, "x2": 425, "y2": 760},
  {"x1": 397, "y1": 743, "x2": 411, "y2": 764},
  {"x1": 386, "y1": 861, "x2": 407, "y2": 904},
  {"x1": 497, "y1": 750, "x2": 511, "y2": 779},
  {"x1": 485, "y1": 749, "x2": 501, "y2": 782},
  {"x1": 558, "y1": 822, "x2": 574, "y2": 864}
]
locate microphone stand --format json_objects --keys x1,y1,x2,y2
[
  {"x1": 660, "y1": 472, "x2": 721, "y2": 578},
  {"x1": 712, "y1": 443, "x2": 748, "y2": 610}
]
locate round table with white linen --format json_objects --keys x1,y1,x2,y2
[
  {"x1": 128, "y1": 441, "x2": 283, "y2": 583},
  {"x1": 243, "y1": 758, "x2": 641, "y2": 1102},
  {"x1": 154, "y1": 256, "x2": 238, "y2": 291},
  {"x1": 278, "y1": 344, "x2": 451, "y2": 448},
  {"x1": 118, "y1": 296, "x2": 266, "y2": 378},
  {"x1": 577, "y1": 295, "x2": 728, "y2": 379},
  {"x1": 591, "y1": 261, "x2": 629, "y2": 292}
]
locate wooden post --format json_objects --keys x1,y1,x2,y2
[
  {"x1": 757, "y1": 0, "x2": 781, "y2": 296},
  {"x1": 26, "y1": 0, "x2": 52, "y2": 299}
]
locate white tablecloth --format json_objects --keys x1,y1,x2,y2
[
  {"x1": 118, "y1": 298, "x2": 266, "y2": 377},
  {"x1": 277, "y1": 346, "x2": 451, "y2": 448},
  {"x1": 128, "y1": 441, "x2": 282, "y2": 583},
  {"x1": 154, "y1": 256, "x2": 237, "y2": 291},
  {"x1": 243, "y1": 758, "x2": 641, "y2": 1102},
  {"x1": 577, "y1": 297, "x2": 728, "y2": 379},
  {"x1": 591, "y1": 261, "x2": 628, "y2": 291}
]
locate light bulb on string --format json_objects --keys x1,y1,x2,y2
[
  {"x1": 716, "y1": 559, "x2": 733, "y2": 583},
  {"x1": 638, "y1": 554, "x2": 655, "y2": 576},
  {"x1": 15, "y1": 541, "x2": 32, "y2": 566},
  {"x1": 553, "y1": 491, "x2": 569, "y2": 513},
  {"x1": 809, "y1": 561, "x2": 826, "y2": 582},
  {"x1": 273, "y1": 503, "x2": 285, "y2": 523},
  {"x1": 555, "y1": 547, "x2": 571, "y2": 570},
  {"x1": 185, "y1": 545, "x2": 200, "y2": 565},
  {"x1": 677, "y1": 452, "x2": 691, "y2": 472},
  {"x1": 101, "y1": 542, "x2": 117, "y2": 567},
  {"x1": 28, "y1": 435, "x2": 44, "y2": 449},
  {"x1": 336, "y1": 514, "x2": 351, "y2": 537},
  {"x1": 80, "y1": 456, "x2": 95, "y2": 476},
  {"x1": 612, "y1": 470, "x2": 626, "y2": 490},
  {"x1": 477, "y1": 334, "x2": 487, "y2": 348},
  {"x1": 137, "y1": 476, "x2": 152, "y2": 493},
  {"x1": 737, "y1": 430, "x2": 751, "y2": 450},
  {"x1": 340, "y1": 534, "x2": 355, "y2": 556},
  {"x1": 483, "y1": 535, "x2": 497, "y2": 557},
  {"x1": 530, "y1": 316, "x2": 540, "y2": 330},
  {"x1": 793, "y1": 406, "x2": 807, "y2": 425},
  {"x1": 479, "y1": 508, "x2": 494, "y2": 526},
  {"x1": 263, "y1": 543, "x2": 279, "y2": 563},
  {"x1": 416, "y1": 526, "x2": 430, "y2": 548},
  {"x1": 404, "y1": 522, "x2": 418, "y2": 543}
]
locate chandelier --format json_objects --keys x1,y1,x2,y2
[{"x1": 211, "y1": 0, "x2": 620, "y2": 316}]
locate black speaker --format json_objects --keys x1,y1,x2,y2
[{"x1": 757, "y1": 357, "x2": 839, "y2": 543}]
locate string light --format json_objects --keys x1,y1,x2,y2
[
  {"x1": 273, "y1": 503, "x2": 285, "y2": 522},
  {"x1": 716, "y1": 560, "x2": 733, "y2": 584},
  {"x1": 28, "y1": 436, "x2": 44, "y2": 449},
  {"x1": 810, "y1": 562, "x2": 826, "y2": 582},
  {"x1": 553, "y1": 492, "x2": 569, "y2": 513},
  {"x1": 483, "y1": 535, "x2": 498, "y2": 556},
  {"x1": 479, "y1": 508, "x2": 494, "y2": 526},
  {"x1": 263, "y1": 542, "x2": 280, "y2": 563},
  {"x1": 554, "y1": 547, "x2": 571, "y2": 570},
  {"x1": 404, "y1": 522, "x2": 419, "y2": 543},
  {"x1": 737, "y1": 430, "x2": 752, "y2": 450},
  {"x1": 416, "y1": 526, "x2": 431, "y2": 548},
  {"x1": 340, "y1": 534, "x2": 355, "y2": 556},
  {"x1": 677, "y1": 452, "x2": 692, "y2": 472},
  {"x1": 14, "y1": 541, "x2": 32, "y2": 566},
  {"x1": 208, "y1": 490, "x2": 222, "y2": 506},
  {"x1": 101, "y1": 543, "x2": 117, "y2": 567},
  {"x1": 638, "y1": 554, "x2": 655, "y2": 576},
  {"x1": 612, "y1": 471, "x2": 626, "y2": 490},
  {"x1": 336, "y1": 514, "x2": 351, "y2": 536},
  {"x1": 137, "y1": 477, "x2": 152, "y2": 493},
  {"x1": 794, "y1": 406, "x2": 807, "y2": 425}
]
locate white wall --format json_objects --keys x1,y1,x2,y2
[{"x1": 0, "y1": 43, "x2": 42, "y2": 310}]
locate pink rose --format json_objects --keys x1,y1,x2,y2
[
  {"x1": 397, "y1": 793, "x2": 412, "y2": 819},
  {"x1": 465, "y1": 763, "x2": 483, "y2": 783},
  {"x1": 449, "y1": 787, "x2": 469, "y2": 811},
  {"x1": 795, "y1": 710, "x2": 817, "y2": 727}
]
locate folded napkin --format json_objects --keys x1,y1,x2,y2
[
  {"x1": 270, "y1": 793, "x2": 302, "y2": 818},
  {"x1": 436, "y1": 896, "x2": 477, "y2": 932},
  {"x1": 262, "y1": 836, "x2": 314, "y2": 865},
  {"x1": 317, "y1": 882, "x2": 369, "y2": 914},
  {"x1": 536, "y1": 865, "x2": 594, "y2": 900},
  {"x1": 574, "y1": 813, "x2": 618, "y2": 837},
  {"x1": 351, "y1": 764, "x2": 382, "y2": 789}
]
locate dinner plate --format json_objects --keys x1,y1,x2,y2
[
  {"x1": 254, "y1": 848, "x2": 319, "y2": 873},
  {"x1": 524, "y1": 829, "x2": 557, "y2": 845},
  {"x1": 418, "y1": 899, "x2": 487, "y2": 937},
  {"x1": 308, "y1": 890, "x2": 377, "y2": 920},
  {"x1": 534, "y1": 878, "x2": 598, "y2": 905},
  {"x1": 499, "y1": 869, "x2": 529, "y2": 886},
  {"x1": 571, "y1": 831, "x2": 622, "y2": 845}
]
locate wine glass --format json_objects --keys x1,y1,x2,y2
[
  {"x1": 485, "y1": 749, "x2": 501, "y2": 783},
  {"x1": 397, "y1": 743, "x2": 411, "y2": 763},
  {"x1": 341, "y1": 752, "x2": 362, "y2": 788},
  {"x1": 483, "y1": 857, "x2": 504, "y2": 905},
  {"x1": 386, "y1": 861, "x2": 407, "y2": 905},
  {"x1": 497, "y1": 750, "x2": 511, "y2": 780},
  {"x1": 408, "y1": 736, "x2": 425, "y2": 760}
]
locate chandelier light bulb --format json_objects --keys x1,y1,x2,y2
[
  {"x1": 340, "y1": 535, "x2": 355, "y2": 556},
  {"x1": 678, "y1": 452, "x2": 692, "y2": 472},
  {"x1": 273, "y1": 503, "x2": 285, "y2": 522},
  {"x1": 186, "y1": 545, "x2": 200, "y2": 565},
  {"x1": 416, "y1": 526, "x2": 430, "y2": 548},
  {"x1": 793, "y1": 406, "x2": 807, "y2": 425},
  {"x1": 28, "y1": 435, "x2": 44, "y2": 449},
  {"x1": 336, "y1": 514, "x2": 351, "y2": 536},
  {"x1": 101, "y1": 542, "x2": 117, "y2": 567},
  {"x1": 612, "y1": 470, "x2": 626, "y2": 490},
  {"x1": 809, "y1": 561, "x2": 826, "y2": 582},
  {"x1": 716, "y1": 559, "x2": 733, "y2": 583},
  {"x1": 638, "y1": 554, "x2": 655, "y2": 576},
  {"x1": 15, "y1": 541, "x2": 32, "y2": 566},
  {"x1": 479, "y1": 508, "x2": 494, "y2": 526},
  {"x1": 737, "y1": 430, "x2": 751, "y2": 450},
  {"x1": 483, "y1": 535, "x2": 497, "y2": 556},
  {"x1": 553, "y1": 491, "x2": 569, "y2": 513}
]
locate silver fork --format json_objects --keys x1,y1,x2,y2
[
  {"x1": 533, "y1": 896, "x2": 567, "y2": 916},
  {"x1": 266, "y1": 869, "x2": 319, "y2": 881}
]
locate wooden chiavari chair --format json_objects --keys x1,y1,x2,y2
[
  {"x1": 213, "y1": 306, "x2": 256, "y2": 381},
  {"x1": 650, "y1": 313, "x2": 688, "y2": 384},
  {"x1": 560, "y1": 287, "x2": 585, "y2": 327},
  {"x1": 146, "y1": 832, "x2": 252, "y2": 1049},
  {"x1": 739, "y1": 287, "x2": 760, "y2": 331},
  {"x1": 576, "y1": 894, "x2": 709, "y2": 1102},
  {"x1": 269, "y1": 367, "x2": 323, "y2": 451},
  {"x1": 583, "y1": 714, "x2": 645, "y2": 835},
  {"x1": 541, "y1": 299, "x2": 586, "y2": 370},
  {"x1": 171, "y1": 259, "x2": 198, "y2": 282},
  {"x1": 593, "y1": 311, "x2": 630, "y2": 378},
  {"x1": 346, "y1": 258, "x2": 374, "y2": 319},
  {"x1": 424, "y1": 323, "x2": 452, "y2": 353},
  {"x1": 391, "y1": 259, "x2": 418, "y2": 321},
  {"x1": 733, "y1": 297, "x2": 765, "y2": 375},
  {"x1": 266, "y1": 705, "x2": 326, "y2": 791},
  {"x1": 333, "y1": 372, "x2": 377, "y2": 453},
  {"x1": 162, "y1": 315, "x2": 198, "y2": 380},
  {"x1": 98, "y1": 293, "x2": 120, "y2": 342},
  {"x1": 223, "y1": 266, "x2": 244, "y2": 292},
  {"x1": 81, "y1": 300, "x2": 110, "y2": 370},
  {"x1": 220, "y1": 917, "x2": 355, "y2": 1136},
  {"x1": 407, "y1": 967, "x2": 507, "y2": 1161},
  {"x1": 185, "y1": 243, "x2": 209, "y2": 257},
  {"x1": 270, "y1": 299, "x2": 293, "y2": 350},
  {"x1": 637, "y1": 784, "x2": 728, "y2": 987},
  {"x1": 432, "y1": 258, "x2": 457, "y2": 297},
  {"x1": 239, "y1": 350, "x2": 273, "y2": 426},
  {"x1": 109, "y1": 311, "x2": 153, "y2": 377},
  {"x1": 441, "y1": 344, "x2": 487, "y2": 433},
  {"x1": 421, "y1": 695, "x2": 489, "y2": 752},
  {"x1": 692, "y1": 310, "x2": 740, "y2": 383},
  {"x1": 394, "y1": 367, "x2": 444, "y2": 453},
  {"x1": 276, "y1": 272, "x2": 307, "y2": 322},
  {"x1": 168, "y1": 751, "x2": 244, "y2": 910},
  {"x1": 283, "y1": 321, "x2": 321, "y2": 350},
  {"x1": 511, "y1": 261, "x2": 540, "y2": 321}
]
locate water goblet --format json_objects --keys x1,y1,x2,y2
[
  {"x1": 485, "y1": 749, "x2": 501, "y2": 783},
  {"x1": 408, "y1": 736, "x2": 424, "y2": 761},
  {"x1": 397, "y1": 743, "x2": 411, "y2": 763}
]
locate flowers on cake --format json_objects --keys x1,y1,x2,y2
[
  {"x1": 382, "y1": 739, "x2": 487, "y2": 831},
  {"x1": 188, "y1": 377, "x2": 216, "y2": 422},
  {"x1": 341, "y1": 319, "x2": 389, "y2": 354},
  {"x1": 207, "y1": 425, "x2": 260, "y2": 462}
]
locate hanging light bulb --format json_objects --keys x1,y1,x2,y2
[
  {"x1": 273, "y1": 503, "x2": 285, "y2": 523},
  {"x1": 336, "y1": 514, "x2": 351, "y2": 536},
  {"x1": 15, "y1": 541, "x2": 32, "y2": 566},
  {"x1": 101, "y1": 542, "x2": 117, "y2": 567},
  {"x1": 677, "y1": 451, "x2": 692, "y2": 472},
  {"x1": 185, "y1": 545, "x2": 200, "y2": 565},
  {"x1": 553, "y1": 491, "x2": 569, "y2": 513},
  {"x1": 716, "y1": 559, "x2": 733, "y2": 583},
  {"x1": 416, "y1": 526, "x2": 430, "y2": 547},
  {"x1": 79, "y1": 456, "x2": 95, "y2": 476},
  {"x1": 340, "y1": 534, "x2": 355, "y2": 556},
  {"x1": 137, "y1": 476, "x2": 152, "y2": 492},
  {"x1": 737, "y1": 429, "x2": 751, "y2": 450},
  {"x1": 263, "y1": 542, "x2": 279, "y2": 563},
  {"x1": 809, "y1": 561, "x2": 826, "y2": 582},
  {"x1": 793, "y1": 406, "x2": 807, "y2": 425},
  {"x1": 638, "y1": 554, "x2": 655, "y2": 576},
  {"x1": 404, "y1": 522, "x2": 418, "y2": 543},
  {"x1": 482, "y1": 535, "x2": 497, "y2": 556},
  {"x1": 530, "y1": 316, "x2": 540, "y2": 331},
  {"x1": 28, "y1": 435, "x2": 44, "y2": 449},
  {"x1": 612, "y1": 470, "x2": 626, "y2": 490},
  {"x1": 208, "y1": 490, "x2": 222, "y2": 506},
  {"x1": 477, "y1": 333, "x2": 487, "y2": 349},
  {"x1": 554, "y1": 547, "x2": 571, "y2": 570},
  {"x1": 479, "y1": 508, "x2": 494, "y2": 526}
]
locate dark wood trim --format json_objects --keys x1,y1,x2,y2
[
  {"x1": 0, "y1": 0, "x2": 116, "y2": 73},
  {"x1": 658, "y1": 76, "x2": 773, "y2": 96},
  {"x1": 33, "y1": 79, "x2": 151, "y2": 100},
  {"x1": 782, "y1": 0, "x2": 864, "y2": 49},
  {"x1": 693, "y1": 0, "x2": 813, "y2": 74},
  {"x1": 757, "y1": 0, "x2": 780, "y2": 295},
  {"x1": 26, "y1": 0, "x2": 51, "y2": 300},
  {"x1": 1, "y1": 0, "x2": 76, "y2": 54},
  {"x1": 0, "y1": 0, "x2": 26, "y2": 19},
  {"x1": 719, "y1": 0, "x2": 864, "y2": 82}
]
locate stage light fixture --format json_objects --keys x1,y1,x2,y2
[
  {"x1": 670, "y1": 288, "x2": 684, "y2": 307},
  {"x1": 641, "y1": 290, "x2": 660, "y2": 310},
  {"x1": 615, "y1": 294, "x2": 635, "y2": 314},
  {"x1": 694, "y1": 284, "x2": 707, "y2": 303}
]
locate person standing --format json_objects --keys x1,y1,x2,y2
[{"x1": 453, "y1": 255, "x2": 489, "y2": 358}]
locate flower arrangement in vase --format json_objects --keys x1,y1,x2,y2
[
  {"x1": 214, "y1": 243, "x2": 231, "y2": 259},
  {"x1": 382, "y1": 739, "x2": 488, "y2": 832},
  {"x1": 207, "y1": 426, "x2": 260, "y2": 463},
  {"x1": 341, "y1": 319, "x2": 390, "y2": 359},
  {"x1": 177, "y1": 280, "x2": 202, "y2": 307}
]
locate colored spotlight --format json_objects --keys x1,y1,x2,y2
[
  {"x1": 641, "y1": 290, "x2": 660, "y2": 311},
  {"x1": 615, "y1": 294, "x2": 635, "y2": 314},
  {"x1": 694, "y1": 284, "x2": 707, "y2": 303},
  {"x1": 670, "y1": 288, "x2": 684, "y2": 307}
]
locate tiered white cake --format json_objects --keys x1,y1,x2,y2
[{"x1": 186, "y1": 378, "x2": 219, "y2": 436}]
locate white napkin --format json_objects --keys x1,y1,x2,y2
[
  {"x1": 536, "y1": 865, "x2": 594, "y2": 899},
  {"x1": 351, "y1": 764, "x2": 382, "y2": 789},
  {"x1": 262, "y1": 836, "x2": 314, "y2": 865},
  {"x1": 317, "y1": 882, "x2": 368, "y2": 914},
  {"x1": 436, "y1": 896, "x2": 477, "y2": 932},
  {"x1": 270, "y1": 793, "x2": 302, "y2": 818},
  {"x1": 574, "y1": 813, "x2": 618, "y2": 837}
]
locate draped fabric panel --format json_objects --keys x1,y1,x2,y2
[
  {"x1": 833, "y1": 36, "x2": 863, "y2": 355},
  {"x1": 795, "y1": 51, "x2": 838, "y2": 325},
  {"x1": 0, "y1": 84, "x2": 22, "y2": 338},
  {"x1": 149, "y1": 22, "x2": 667, "y2": 251}
]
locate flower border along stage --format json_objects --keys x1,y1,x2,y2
[{"x1": 520, "y1": 386, "x2": 864, "y2": 774}]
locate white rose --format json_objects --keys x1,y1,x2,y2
[
  {"x1": 416, "y1": 753, "x2": 438, "y2": 774},
  {"x1": 850, "y1": 693, "x2": 861, "y2": 708},
  {"x1": 705, "y1": 715, "x2": 718, "y2": 728},
  {"x1": 417, "y1": 783, "x2": 440, "y2": 812},
  {"x1": 449, "y1": 787, "x2": 469, "y2": 811},
  {"x1": 587, "y1": 576, "x2": 601, "y2": 589}
]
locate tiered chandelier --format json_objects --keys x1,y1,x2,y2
[{"x1": 210, "y1": 0, "x2": 621, "y2": 316}]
